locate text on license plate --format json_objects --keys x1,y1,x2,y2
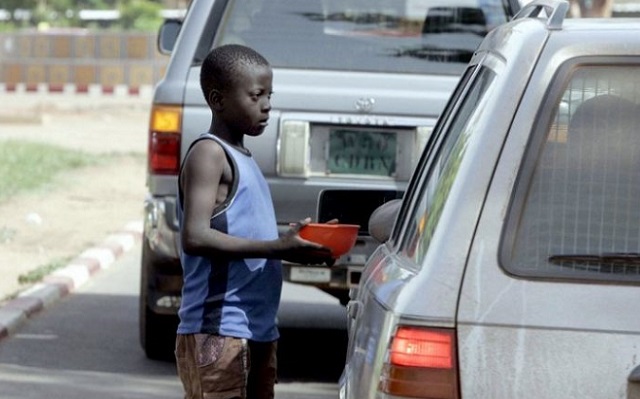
[
  {"x1": 328, "y1": 129, "x2": 396, "y2": 176},
  {"x1": 290, "y1": 267, "x2": 331, "y2": 283}
]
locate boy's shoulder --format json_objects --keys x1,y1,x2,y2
[
  {"x1": 190, "y1": 132, "x2": 224, "y2": 150},
  {"x1": 184, "y1": 133, "x2": 227, "y2": 163}
]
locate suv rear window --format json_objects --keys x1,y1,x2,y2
[
  {"x1": 216, "y1": 0, "x2": 512, "y2": 74},
  {"x1": 505, "y1": 64, "x2": 640, "y2": 283}
]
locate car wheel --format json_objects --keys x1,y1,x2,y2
[
  {"x1": 141, "y1": 301, "x2": 178, "y2": 361},
  {"x1": 139, "y1": 238, "x2": 179, "y2": 361}
]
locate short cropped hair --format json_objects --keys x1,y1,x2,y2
[{"x1": 200, "y1": 44, "x2": 270, "y2": 102}]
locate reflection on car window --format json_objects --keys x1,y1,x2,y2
[
  {"x1": 401, "y1": 67, "x2": 496, "y2": 264},
  {"x1": 216, "y1": 0, "x2": 511, "y2": 74},
  {"x1": 506, "y1": 65, "x2": 640, "y2": 283}
]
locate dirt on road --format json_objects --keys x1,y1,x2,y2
[{"x1": 0, "y1": 92, "x2": 152, "y2": 303}]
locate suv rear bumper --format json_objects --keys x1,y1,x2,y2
[
  {"x1": 142, "y1": 194, "x2": 181, "y2": 314},
  {"x1": 143, "y1": 194, "x2": 180, "y2": 260}
]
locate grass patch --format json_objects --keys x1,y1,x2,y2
[
  {"x1": 18, "y1": 257, "x2": 71, "y2": 285},
  {"x1": 0, "y1": 140, "x2": 97, "y2": 203}
]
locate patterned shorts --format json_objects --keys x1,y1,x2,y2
[{"x1": 175, "y1": 334, "x2": 277, "y2": 399}]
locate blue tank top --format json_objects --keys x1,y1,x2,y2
[{"x1": 176, "y1": 133, "x2": 282, "y2": 341}]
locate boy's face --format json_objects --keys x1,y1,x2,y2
[{"x1": 218, "y1": 63, "x2": 273, "y2": 138}]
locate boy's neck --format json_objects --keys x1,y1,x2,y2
[{"x1": 210, "y1": 128, "x2": 250, "y2": 155}]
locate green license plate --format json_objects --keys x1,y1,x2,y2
[{"x1": 328, "y1": 129, "x2": 396, "y2": 176}]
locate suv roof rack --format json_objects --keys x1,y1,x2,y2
[{"x1": 513, "y1": 0, "x2": 569, "y2": 30}]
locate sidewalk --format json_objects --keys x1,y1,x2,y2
[
  {"x1": 0, "y1": 91, "x2": 151, "y2": 340},
  {"x1": 0, "y1": 221, "x2": 143, "y2": 340}
]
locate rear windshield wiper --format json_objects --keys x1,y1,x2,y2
[{"x1": 548, "y1": 253, "x2": 640, "y2": 265}]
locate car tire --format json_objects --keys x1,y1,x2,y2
[
  {"x1": 140, "y1": 300, "x2": 178, "y2": 361},
  {"x1": 139, "y1": 237, "x2": 179, "y2": 361}
]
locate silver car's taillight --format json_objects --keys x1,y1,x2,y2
[{"x1": 379, "y1": 325, "x2": 460, "y2": 398}]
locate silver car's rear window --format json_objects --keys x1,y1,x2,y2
[
  {"x1": 215, "y1": 0, "x2": 512, "y2": 74},
  {"x1": 505, "y1": 64, "x2": 640, "y2": 283}
]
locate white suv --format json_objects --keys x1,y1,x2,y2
[{"x1": 341, "y1": 1, "x2": 640, "y2": 398}]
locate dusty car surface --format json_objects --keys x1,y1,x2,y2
[
  {"x1": 139, "y1": 0, "x2": 520, "y2": 359},
  {"x1": 340, "y1": 1, "x2": 640, "y2": 398}
]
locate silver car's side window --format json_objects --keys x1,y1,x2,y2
[
  {"x1": 505, "y1": 65, "x2": 640, "y2": 283},
  {"x1": 399, "y1": 67, "x2": 496, "y2": 264}
]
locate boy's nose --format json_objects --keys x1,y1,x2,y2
[{"x1": 262, "y1": 99, "x2": 271, "y2": 112}]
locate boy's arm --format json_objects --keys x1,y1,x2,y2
[
  {"x1": 180, "y1": 139, "x2": 228, "y2": 256},
  {"x1": 180, "y1": 139, "x2": 331, "y2": 262}
]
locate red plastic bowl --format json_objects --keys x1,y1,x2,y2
[{"x1": 299, "y1": 223, "x2": 360, "y2": 258}]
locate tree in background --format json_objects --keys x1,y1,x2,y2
[
  {"x1": 118, "y1": 0, "x2": 163, "y2": 31},
  {"x1": 0, "y1": 0, "x2": 164, "y2": 31},
  {"x1": 1, "y1": 0, "x2": 37, "y2": 28}
]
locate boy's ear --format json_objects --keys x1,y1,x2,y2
[{"x1": 208, "y1": 89, "x2": 224, "y2": 111}]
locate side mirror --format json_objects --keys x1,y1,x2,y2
[
  {"x1": 368, "y1": 199, "x2": 402, "y2": 244},
  {"x1": 157, "y1": 19, "x2": 182, "y2": 55}
]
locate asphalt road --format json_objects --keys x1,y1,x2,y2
[{"x1": 0, "y1": 243, "x2": 346, "y2": 399}]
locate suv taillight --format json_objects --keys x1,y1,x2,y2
[
  {"x1": 148, "y1": 105, "x2": 182, "y2": 174},
  {"x1": 380, "y1": 326, "x2": 459, "y2": 399}
]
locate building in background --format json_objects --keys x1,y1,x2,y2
[{"x1": 0, "y1": 0, "x2": 190, "y2": 94}]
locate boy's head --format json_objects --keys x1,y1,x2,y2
[{"x1": 200, "y1": 44, "x2": 270, "y2": 107}]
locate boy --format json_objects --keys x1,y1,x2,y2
[{"x1": 175, "y1": 44, "x2": 332, "y2": 399}]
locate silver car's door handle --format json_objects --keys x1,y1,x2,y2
[{"x1": 629, "y1": 365, "x2": 640, "y2": 383}]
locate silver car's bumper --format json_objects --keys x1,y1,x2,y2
[{"x1": 143, "y1": 194, "x2": 180, "y2": 261}]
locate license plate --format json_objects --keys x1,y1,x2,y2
[
  {"x1": 328, "y1": 129, "x2": 396, "y2": 176},
  {"x1": 290, "y1": 266, "x2": 331, "y2": 283}
]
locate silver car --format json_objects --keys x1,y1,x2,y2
[
  {"x1": 341, "y1": 1, "x2": 640, "y2": 397},
  {"x1": 140, "y1": 0, "x2": 520, "y2": 359}
]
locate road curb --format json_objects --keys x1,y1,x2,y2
[
  {"x1": 0, "y1": 83, "x2": 155, "y2": 98},
  {"x1": 0, "y1": 220, "x2": 143, "y2": 341}
]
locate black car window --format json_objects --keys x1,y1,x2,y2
[
  {"x1": 399, "y1": 66, "x2": 496, "y2": 265},
  {"x1": 504, "y1": 64, "x2": 640, "y2": 283},
  {"x1": 214, "y1": 0, "x2": 514, "y2": 74}
]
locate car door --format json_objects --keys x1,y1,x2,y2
[
  {"x1": 457, "y1": 58, "x2": 640, "y2": 398},
  {"x1": 341, "y1": 47, "x2": 535, "y2": 397}
]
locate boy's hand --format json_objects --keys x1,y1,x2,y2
[
  {"x1": 281, "y1": 217, "x2": 335, "y2": 266},
  {"x1": 284, "y1": 247, "x2": 334, "y2": 266}
]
